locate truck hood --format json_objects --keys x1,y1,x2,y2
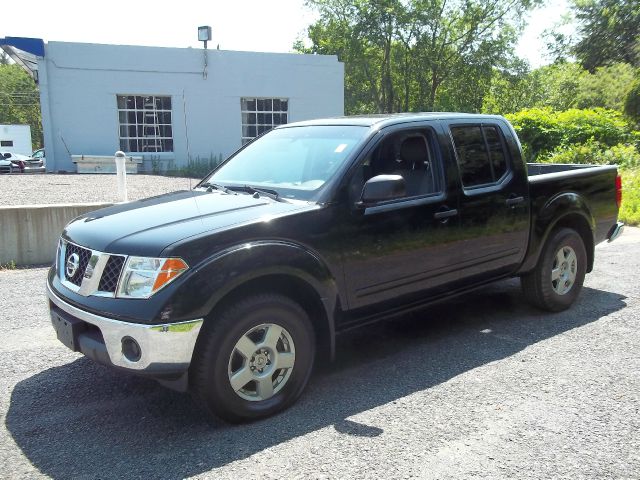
[{"x1": 63, "y1": 189, "x2": 317, "y2": 256}]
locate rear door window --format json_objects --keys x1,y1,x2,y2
[
  {"x1": 450, "y1": 124, "x2": 510, "y2": 188},
  {"x1": 484, "y1": 126, "x2": 508, "y2": 180}
]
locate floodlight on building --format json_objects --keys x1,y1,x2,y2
[
  {"x1": 198, "y1": 26, "x2": 212, "y2": 49},
  {"x1": 198, "y1": 26, "x2": 212, "y2": 80}
]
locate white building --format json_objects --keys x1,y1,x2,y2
[
  {"x1": 0, "y1": 124, "x2": 32, "y2": 155},
  {"x1": 2, "y1": 38, "x2": 344, "y2": 172}
]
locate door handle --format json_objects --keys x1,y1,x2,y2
[
  {"x1": 434, "y1": 208, "x2": 458, "y2": 220},
  {"x1": 506, "y1": 196, "x2": 524, "y2": 207}
]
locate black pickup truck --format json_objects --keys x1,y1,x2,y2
[{"x1": 47, "y1": 113, "x2": 624, "y2": 422}]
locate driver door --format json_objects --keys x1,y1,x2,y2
[{"x1": 340, "y1": 124, "x2": 461, "y2": 311}]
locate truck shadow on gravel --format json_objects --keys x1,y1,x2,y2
[{"x1": 6, "y1": 280, "x2": 626, "y2": 479}]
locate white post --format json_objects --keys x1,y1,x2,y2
[{"x1": 114, "y1": 151, "x2": 128, "y2": 202}]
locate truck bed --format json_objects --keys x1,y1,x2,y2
[
  {"x1": 527, "y1": 162, "x2": 616, "y2": 177},
  {"x1": 521, "y1": 162, "x2": 619, "y2": 274}
]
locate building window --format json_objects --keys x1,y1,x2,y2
[
  {"x1": 241, "y1": 98, "x2": 288, "y2": 144},
  {"x1": 1, "y1": 140, "x2": 13, "y2": 147},
  {"x1": 117, "y1": 95, "x2": 173, "y2": 153}
]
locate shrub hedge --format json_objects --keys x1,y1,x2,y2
[
  {"x1": 541, "y1": 141, "x2": 640, "y2": 169},
  {"x1": 506, "y1": 107, "x2": 640, "y2": 226},
  {"x1": 619, "y1": 168, "x2": 640, "y2": 226},
  {"x1": 506, "y1": 108, "x2": 636, "y2": 161}
]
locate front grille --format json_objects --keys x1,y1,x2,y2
[
  {"x1": 98, "y1": 255, "x2": 126, "y2": 292},
  {"x1": 0, "y1": 165, "x2": 11, "y2": 174},
  {"x1": 60, "y1": 240, "x2": 128, "y2": 296},
  {"x1": 64, "y1": 243, "x2": 92, "y2": 286}
]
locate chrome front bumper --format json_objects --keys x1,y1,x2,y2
[{"x1": 47, "y1": 282, "x2": 203, "y2": 374}]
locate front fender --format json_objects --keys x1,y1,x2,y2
[{"x1": 162, "y1": 239, "x2": 340, "y2": 328}]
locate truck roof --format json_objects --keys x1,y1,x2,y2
[{"x1": 284, "y1": 112, "x2": 507, "y2": 129}]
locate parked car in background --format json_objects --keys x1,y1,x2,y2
[
  {"x1": 0, "y1": 150, "x2": 46, "y2": 173},
  {"x1": 30, "y1": 148, "x2": 46, "y2": 172},
  {"x1": 0, "y1": 152, "x2": 25, "y2": 173}
]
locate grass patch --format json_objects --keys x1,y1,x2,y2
[
  {"x1": 151, "y1": 154, "x2": 225, "y2": 179},
  {"x1": 0, "y1": 260, "x2": 17, "y2": 271},
  {"x1": 619, "y1": 167, "x2": 640, "y2": 226}
]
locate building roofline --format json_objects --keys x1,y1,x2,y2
[{"x1": 42, "y1": 39, "x2": 340, "y2": 60}]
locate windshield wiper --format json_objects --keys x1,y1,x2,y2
[
  {"x1": 200, "y1": 182, "x2": 234, "y2": 194},
  {"x1": 225, "y1": 185, "x2": 287, "y2": 202}
]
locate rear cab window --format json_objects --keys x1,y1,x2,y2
[{"x1": 450, "y1": 124, "x2": 510, "y2": 190}]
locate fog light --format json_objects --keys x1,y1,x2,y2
[{"x1": 122, "y1": 336, "x2": 141, "y2": 362}]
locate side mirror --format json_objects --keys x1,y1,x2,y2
[
  {"x1": 3, "y1": 153, "x2": 11, "y2": 159},
  {"x1": 361, "y1": 174, "x2": 406, "y2": 204}
]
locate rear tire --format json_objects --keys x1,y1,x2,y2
[
  {"x1": 521, "y1": 228, "x2": 587, "y2": 312},
  {"x1": 190, "y1": 294, "x2": 315, "y2": 423}
]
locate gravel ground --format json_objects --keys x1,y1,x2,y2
[
  {"x1": 1, "y1": 174, "x2": 198, "y2": 206},
  {"x1": 0, "y1": 229, "x2": 638, "y2": 479}
]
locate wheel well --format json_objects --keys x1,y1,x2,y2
[
  {"x1": 552, "y1": 214, "x2": 595, "y2": 272},
  {"x1": 207, "y1": 274, "x2": 332, "y2": 358}
]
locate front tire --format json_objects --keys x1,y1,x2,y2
[
  {"x1": 521, "y1": 228, "x2": 587, "y2": 312},
  {"x1": 190, "y1": 294, "x2": 315, "y2": 423}
]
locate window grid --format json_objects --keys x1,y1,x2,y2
[
  {"x1": 117, "y1": 95, "x2": 173, "y2": 153},
  {"x1": 241, "y1": 97, "x2": 288, "y2": 145}
]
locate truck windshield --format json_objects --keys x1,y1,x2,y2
[{"x1": 202, "y1": 125, "x2": 369, "y2": 200}]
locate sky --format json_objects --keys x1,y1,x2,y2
[{"x1": 4, "y1": 0, "x2": 570, "y2": 69}]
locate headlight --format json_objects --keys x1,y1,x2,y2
[{"x1": 117, "y1": 257, "x2": 188, "y2": 298}]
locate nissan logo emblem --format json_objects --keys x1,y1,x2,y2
[{"x1": 66, "y1": 253, "x2": 80, "y2": 278}]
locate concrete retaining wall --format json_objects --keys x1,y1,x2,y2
[{"x1": 0, "y1": 203, "x2": 112, "y2": 266}]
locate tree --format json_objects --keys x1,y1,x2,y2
[
  {"x1": 483, "y1": 62, "x2": 636, "y2": 114},
  {"x1": 0, "y1": 64, "x2": 43, "y2": 147},
  {"x1": 624, "y1": 75, "x2": 640, "y2": 126},
  {"x1": 298, "y1": 0, "x2": 540, "y2": 114},
  {"x1": 575, "y1": 63, "x2": 635, "y2": 110},
  {"x1": 484, "y1": 63, "x2": 583, "y2": 113},
  {"x1": 482, "y1": 63, "x2": 545, "y2": 114},
  {"x1": 572, "y1": 0, "x2": 640, "y2": 71},
  {"x1": 541, "y1": 13, "x2": 575, "y2": 65}
]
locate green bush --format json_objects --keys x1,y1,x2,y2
[
  {"x1": 170, "y1": 154, "x2": 225, "y2": 179},
  {"x1": 542, "y1": 141, "x2": 640, "y2": 169},
  {"x1": 543, "y1": 143, "x2": 640, "y2": 226},
  {"x1": 0, "y1": 260, "x2": 17, "y2": 270},
  {"x1": 506, "y1": 107, "x2": 640, "y2": 226},
  {"x1": 506, "y1": 108, "x2": 634, "y2": 161},
  {"x1": 619, "y1": 167, "x2": 640, "y2": 226}
]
